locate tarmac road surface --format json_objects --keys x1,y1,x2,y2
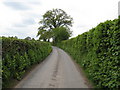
[{"x1": 15, "y1": 47, "x2": 91, "y2": 88}]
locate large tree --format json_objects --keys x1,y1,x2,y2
[{"x1": 37, "y1": 8, "x2": 73, "y2": 42}]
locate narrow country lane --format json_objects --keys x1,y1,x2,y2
[{"x1": 15, "y1": 47, "x2": 91, "y2": 88}]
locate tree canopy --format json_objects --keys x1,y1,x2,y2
[{"x1": 37, "y1": 9, "x2": 73, "y2": 43}]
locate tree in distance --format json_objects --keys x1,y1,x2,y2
[
  {"x1": 37, "y1": 8, "x2": 73, "y2": 43},
  {"x1": 24, "y1": 37, "x2": 31, "y2": 40},
  {"x1": 52, "y1": 26, "x2": 72, "y2": 44}
]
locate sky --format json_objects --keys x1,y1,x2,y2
[
  {"x1": 118, "y1": 1, "x2": 120, "y2": 16},
  {"x1": 0, "y1": 0, "x2": 119, "y2": 39}
]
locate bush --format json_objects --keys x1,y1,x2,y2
[
  {"x1": 2, "y1": 37, "x2": 52, "y2": 87},
  {"x1": 57, "y1": 17, "x2": 120, "y2": 88}
]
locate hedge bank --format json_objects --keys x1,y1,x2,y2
[
  {"x1": 57, "y1": 17, "x2": 120, "y2": 88},
  {"x1": 2, "y1": 37, "x2": 52, "y2": 87}
]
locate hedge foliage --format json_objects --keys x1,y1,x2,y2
[
  {"x1": 2, "y1": 37, "x2": 52, "y2": 87},
  {"x1": 57, "y1": 17, "x2": 120, "y2": 88}
]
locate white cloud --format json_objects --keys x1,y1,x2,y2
[{"x1": 0, "y1": 0, "x2": 119, "y2": 39}]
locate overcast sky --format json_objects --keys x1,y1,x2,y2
[{"x1": 0, "y1": 0, "x2": 119, "y2": 39}]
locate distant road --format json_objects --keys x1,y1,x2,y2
[{"x1": 15, "y1": 47, "x2": 91, "y2": 88}]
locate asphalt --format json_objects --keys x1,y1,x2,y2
[{"x1": 15, "y1": 46, "x2": 90, "y2": 88}]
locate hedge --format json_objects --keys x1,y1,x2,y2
[
  {"x1": 57, "y1": 17, "x2": 120, "y2": 88},
  {"x1": 2, "y1": 37, "x2": 52, "y2": 87}
]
